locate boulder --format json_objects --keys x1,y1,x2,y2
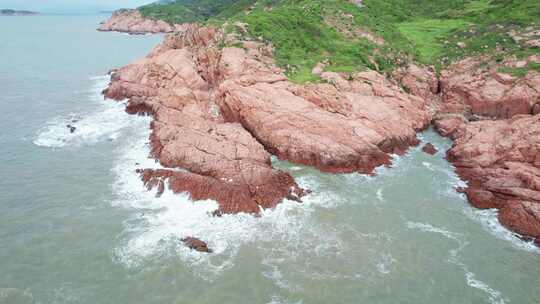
[
  {"x1": 422, "y1": 143, "x2": 438, "y2": 155},
  {"x1": 181, "y1": 237, "x2": 212, "y2": 253}
]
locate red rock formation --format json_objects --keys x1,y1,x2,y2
[
  {"x1": 105, "y1": 24, "x2": 431, "y2": 214},
  {"x1": 436, "y1": 114, "x2": 540, "y2": 242},
  {"x1": 98, "y1": 9, "x2": 181, "y2": 34},
  {"x1": 439, "y1": 56, "x2": 540, "y2": 119}
]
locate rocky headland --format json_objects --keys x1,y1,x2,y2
[
  {"x1": 98, "y1": 9, "x2": 180, "y2": 34},
  {"x1": 100, "y1": 0, "x2": 540, "y2": 246},
  {"x1": 104, "y1": 24, "x2": 432, "y2": 215}
]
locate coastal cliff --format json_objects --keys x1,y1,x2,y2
[{"x1": 100, "y1": 0, "x2": 540, "y2": 245}]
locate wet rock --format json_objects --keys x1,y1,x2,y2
[
  {"x1": 498, "y1": 201, "x2": 540, "y2": 239},
  {"x1": 422, "y1": 143, "x2": 438, "y2": 155},
  {"x1": 66, "y1": 124, "x2": 76, "y2": 133},
  {"x1": 181, "y1": 237, "x2": 212, "y2": 253},
  {"x1": 443, "y1": 114, "x2": 540, "y2": 242}
]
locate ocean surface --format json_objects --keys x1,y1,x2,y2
[{"x1": 1, "y1": 14, "x2": 539, "y2": 304}]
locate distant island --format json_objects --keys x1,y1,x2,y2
[{"x1": 0, "y1": 9, "x2": 39, "y2": 16}]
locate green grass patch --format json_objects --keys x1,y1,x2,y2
[
  {"x1": 397, "y1": 19, "x2": 470, "y2": 64},
  {"x1": 238, "y1": 0, "x2": 402, "y2": 83},
  {"x1": 499, "y1": 62, "x2": 540, "y2": 77}
]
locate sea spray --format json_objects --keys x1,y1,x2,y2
[{"x1": 34, "y1": 76, "x2": 132, "y2": 148}]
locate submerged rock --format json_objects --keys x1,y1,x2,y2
[
  {"x1": 104, "y1": 24, "x2": 431, "y2": 214},
  {"x1": 181, "y1": 237, "x2": 212, "y2": 253},
  {"x1": 422, "y1": 143, "x2": 438, "y2": 155},
  {"x1": 66, "y1": 124, "x2": 76, "y2": 134}
]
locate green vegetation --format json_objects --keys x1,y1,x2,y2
[
  {"x1": 139, "y1": 0, "x2": 256, "y2": 24},
  {"x1": 237, "y1": 1, "x2": 405, "y2": 82},
  {"x1": 499, "y1": 62, "x2": 540, "y2": 77},
  {"x1": 397, "y1": 19, "x2": 470, "y2": 63},
  {"x1": 138, "y1": 0, "x2": 540, "y2": 82}
]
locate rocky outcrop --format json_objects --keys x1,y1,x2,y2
[
  {"x1": 433, "y1": 54, "x2": 540, "y2": 244},
  {"x1": 104, "y1": 24, "x2": 432, "y2": 214},
  {"x1": 98, "y1": 9, "x2": 180, "y2": 34},
  {"x1": 439, "y1": 56, "x2": 540, "y2": 119},
  {"x1": 181, "y1": 237, "x2": 212, "y2": 253},
  {"x1": 435, "y1": 114, "x2": 540, "y2": 242}
]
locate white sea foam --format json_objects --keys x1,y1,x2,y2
[
  {"x1": 376, "y1": 188, "x2": 384, "y2": 202},
  {"x1": 406, "y1": 221, "x2": 461, "y2": 241},
  {"x1": 421, "y1": 161, "x2": 435, "y2": 171},
  {"x1": 465, "y1": 271, "x2": 505, "y2": 304},
  {"x1": 266, "y1": 295, "x2": 303, "y2": 304},
  {"x1": 111, "y1": 124, "x2": 353, "y2": 281},
  {"x1": 34, "y1": 76, "x2": 133, "y2": 148},
  {"x1": 406, "y1": 221, "x2": 507, "y2": 304},
  {"x1": 464, "y1": 207, "x2": 540, "y2": 254}
]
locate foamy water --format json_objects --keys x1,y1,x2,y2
[
  {"x1": 34, "y1": 76, "x2": 132, "y2": 148},
  {"x1": 25, "y1": 72, "x2": 540, "y2": 304}
]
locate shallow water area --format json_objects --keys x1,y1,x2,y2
[{"x1": 1, "y1": 13, "x2": 539, "y2": 304}]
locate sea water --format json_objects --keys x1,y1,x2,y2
[{"x1": 1, "y1": 14, "x2": 539, "y2": 304}]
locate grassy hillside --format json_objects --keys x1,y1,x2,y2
[
  {"x1": 139, "y1": 0, "x2": 256, "y2": 24},
  {"x1": 138, "y1": 0, "x2": 540, "y2": 82}
]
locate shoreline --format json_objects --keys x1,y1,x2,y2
[{"x1": 97, "y1": 10, "x2": 540, "y2": 247}]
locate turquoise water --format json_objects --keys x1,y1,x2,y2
[{"x1": 1, "y1": 14, "x2": 539, "y2": 304}]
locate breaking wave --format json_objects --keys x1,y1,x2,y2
[{"x1": 33, "y1": 76, "x2": 133, "y2": 148}]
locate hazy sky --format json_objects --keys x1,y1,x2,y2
[{"x1": 0, "y1": 0, "x2": 155, "y2": 12}]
